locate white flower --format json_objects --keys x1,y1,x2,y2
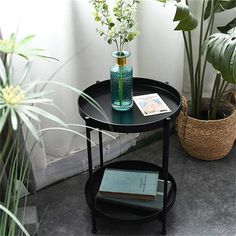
[{"x1": 0, "y1": 59, "x2": 65, "y2": 141}]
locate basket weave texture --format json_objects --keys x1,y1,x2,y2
[{"x1": 176, "y1": 97, "x2": 236, "y2": 160}]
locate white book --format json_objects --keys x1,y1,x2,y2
[{"x1": 133, "y1": 93, "x2": 171, "y2": 116}]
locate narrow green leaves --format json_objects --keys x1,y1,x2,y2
[
  {"x1": 0, "y1": 33, "x2": 58, "y2": 61},
  {"x1": 17, "y1": 109, "x2": 40, "y2": 141},
  {"x1": 0, "y1": 107, "x2": 9, "y2": 133},
  {"x1": 21, "y1": 105, "x2": 66, "y2": 127},
  {"x1": 0, "y1": 204, "x2": 30, "y2": 236},
  {"x1": 19, "y1": 61, "x2": 32, "y2": 85},
  {"x1": 10, "y1": 108, "x2": 18, "y2": 130},
  {"x1": 14, "y1": 35, "x2": 35, "y2": 49},
  {"x1": 0, "y1": 58, "x2": 7, "y2": 85}
]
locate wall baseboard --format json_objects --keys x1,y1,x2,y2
[{"x1": 34, "y1": 132, "x2": 139, "y2": 190}]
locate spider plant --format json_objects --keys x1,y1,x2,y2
[
  {"x1": 0, "y1": 204, "x2": 30, "y2": 236},
  {"x1": 159, "y1": 0, "x2": 236, "y2": 119},
  {"x1": 0, "y1": 33, "x2": 110, "y2": 235}
]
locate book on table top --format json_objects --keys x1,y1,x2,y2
[
  {"x1": 97, "y1": 179, "x2": 172, "y2": 212},
  {"x1": 98, "y1": 168, "x2": 159, "y2": 200}
]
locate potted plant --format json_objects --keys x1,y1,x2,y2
[
  {"x1": 0, "y1": 33, "x2": 106, "y2": 235},
  {"x1": 90, "y1": 0, "x2": 140, "y2": 111},
  {"x1": 159, "y1": 0, "x2": 236, "y2": 160}
]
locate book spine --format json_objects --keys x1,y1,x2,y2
[{"x1": 100, "y1": 191, "x2": 156, "y2": 200}]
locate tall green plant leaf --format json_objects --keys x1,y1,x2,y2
[
  {"x1": 19, "y1": 105, "x2": 66, "y2": 127},
  {"x1": 19, "y1": 62, "x2": 32, "y2": 85},
  {"x1": 173, "y1": 1, "x2": 190, "y2": 21},
  {"x1": 0, "y1": 58, "x2": 7, "y2": 85},
  {"x1": 0, "y1": 107, "x2": 9, "y2": 133},
  {"x1": 202, "y1": 28, "x2": 236, "y2": 83},
  {"x1": 175, "y1": 13, "x2": 198, "y2": 31},
  {"x1": 204, "y1": 0, "x2": 236, "y2": 20},
  {"x1": 10, "y1": 108, "x2": 18, "y2": 130},
  {"x1": 17, "y1": 109, "x2": 40, "y2": 140},
  {"x1": 0, "y1": 204, "x2": 30, "y2": 236},
  {"x1": 174, "y1": 2, "x2": 198, "y2": 31},
  {"x1": 15, "y1": 35, "x2": 35, "y2": 49}
]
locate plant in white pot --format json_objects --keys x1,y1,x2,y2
[
  {"x1": 158, "y1": 0, "x2": 236, "y2": 160},
  {"x1": 90, "y1": 0, "x2": 140, "y2": 111}
]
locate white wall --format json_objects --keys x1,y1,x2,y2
[
  {"x1": 137, "y1": 0, "x2": 184, "y2": 92},
  {"x1": 0, "y1": 0, "x2": 184, "y2": 183}
]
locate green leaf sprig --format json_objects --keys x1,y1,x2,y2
[{"x1": 90, "y1": 0, "x2": 140, "y2": 53}]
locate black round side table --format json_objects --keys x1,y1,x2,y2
[{"x1": 78, "y1": 77, "x2": 181, "y2": 235}]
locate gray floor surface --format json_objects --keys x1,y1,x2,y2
[{"x1": 34, "y1": 134, "x2": 236, "y2": 236}]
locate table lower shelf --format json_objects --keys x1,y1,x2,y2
[{"x1": 85, "y1": 160, "x2": 176, "y2": 224}]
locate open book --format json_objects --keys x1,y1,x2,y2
[{"x1": 133, "y1": 93, "x2": 171, "y2": 116}]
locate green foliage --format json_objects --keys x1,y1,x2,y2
[
  {"x1": 202, "y1": 28, "x2": 236, "y2": 84},
  {"x1": 204, "y1": 0, "x2": 236, "y2": 20},
  {"x1": 0, "y1": 34, "x2": 63, "y2": 235},
  {"x1": 0, "y1": 33, "x2": 108, "y2": 141},
  {"x1": 173, "y1": 2, "x2": 198, "y2": 31},
  {"x1": 174, "y1": 12, "x2": 198, "y2": 31},
  {"x1": 0, "y1": 33, "x2": 110, "y2": 235},
  {"x1": 0, "y1": 33, "x2": 57, "y2": 61},
  {"x1": 0, "y1": 126, "x2": 33, "y2": 236},
  {"x1": 159, "y1": 0, "x2": 236, "y2": 119},
  {"x1": 0, "y1": 59, "x2": 66, "y2": 141},
  {"x1": 90, "y1": 0, "x2": 140, "y2": 52},
  {"x1": 0, "y1": 204, "x2": 30, "y2": 236}
]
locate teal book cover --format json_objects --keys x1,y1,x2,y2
[
  {"x1": 97, "y1": 179, "x2": 172, "y2": 212},
  {"x1": 99, "y1": 168, "x2": 159, "y2": 200}
]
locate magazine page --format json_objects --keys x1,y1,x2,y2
[{"x1": 133, "y1": 93, "x2": 171, "y2": 116}]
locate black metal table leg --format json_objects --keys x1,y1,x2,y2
[
  {"x1": 98, "y1": 129, "x2": 104, "y2": 167},
  {"x1": 161, "y1": 117, "x2": 171, "y2": 235},
  {"x1": 79, "y1": 78, "x2": 181, "y2": 234},
  {"x1": 85, "y1": 117, "x2": 97, "y2": 234}
]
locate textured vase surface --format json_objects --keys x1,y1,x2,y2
[{"x1": 110, "y1": 51, "x2": 133, "y2": 111}]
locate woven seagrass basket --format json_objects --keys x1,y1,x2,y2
[{"x1": 176, "y1": 97, "x2": 236, "y2": 160}]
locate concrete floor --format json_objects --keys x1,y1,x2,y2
[{"x1": 34, "y1": 134, "x2": 236, "y2": 236}]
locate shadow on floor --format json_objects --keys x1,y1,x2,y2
[{"x1": 33, "y1": 134, "x2": 236, "y2": 236}]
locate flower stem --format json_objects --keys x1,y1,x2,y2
[
  {"x1": 0, "y1": 122, "x2": 13, "y2": 163},
  {"x1": 118, "y1": 66, "x2": 124, "y2": 105}
]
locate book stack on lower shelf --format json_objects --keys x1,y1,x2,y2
[{"x1": 96, "y1": 168, "x2": 172, "y2": 212}]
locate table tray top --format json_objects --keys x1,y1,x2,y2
[{"x1": 78, "y1": 77, "x2": 181, "y2": 132}]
